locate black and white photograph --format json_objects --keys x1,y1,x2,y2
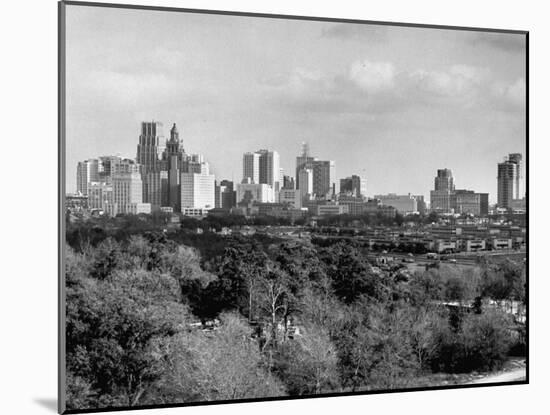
[{"x1": 59, "y1": 1, "x2": 527, "y2": 413}]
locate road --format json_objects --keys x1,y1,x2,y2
[{"x1": 470, "y1": 367, "x2": 526, "y2": 384}]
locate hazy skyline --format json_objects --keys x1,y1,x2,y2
[{"x1": 65, "y1": 5, "x2": 526, "y2": 203}]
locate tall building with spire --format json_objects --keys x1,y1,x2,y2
[
  {"x1": 296, "y1": 141, "x2": 315, "y2": 190},
  {"x1": 161, "y1": 123, "x2": 187, "y2": 212},
  {"x1": 295, "y1": 142, "x2": 334, "y2": 198}
]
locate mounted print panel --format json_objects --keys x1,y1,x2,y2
[{"x1": 59, "y1": 1, "x2": 528, "y2": 413}]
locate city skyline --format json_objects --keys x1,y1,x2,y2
[
  {"x1": 65, "y1": 7, "x2": 526, "y2": 203},
  {"x1": 71, "y1": 126, "x2": 525, "y2": 206}
]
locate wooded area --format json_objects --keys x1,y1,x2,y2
[{"x1": 65, "y1": 224, "x2": 526, "y2": 410}]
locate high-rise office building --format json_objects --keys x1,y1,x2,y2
[
  {"x1": 282, "y1": 175, "x2": 295, "y2": 190},
  {"x1": 430, "y1": 166, "x2": 489, "y2": 215},
  {"x1": 413, "y1": 195, "x2": 427, "y2": 215},
  {"x1": 498, "y1": 153, "x2": 522, "y2": 209},
  {"x1": 112, "y1": 160, "x2": 150, "y2": 215},
  {"x1": 243, "y1": 152, "x2": 260, "y2": 184},
  {"x1": 430, "y1": 189, "x2": 453, "y2": 213},
  {"x1": 434, "y1": 169, "x2": 455, "y2": 191},
  {"x1": 478, "y1": 193, "x2": 489, "y2": 216},
  {"x1": 242, "y1": 149, "x2": 281, "y2": 191},
  {"x1": 143, "y1": 170, "x2": 168, "y2": 211},
  {"x1": 298, "y1": 168, "x2": 313, "y2": 203},
  {"x1": 257, "y1": 149, "x2": 281, "y2": 191},
  {"x1": 295, "y1": 142, "x2": 334, "y2": 197},
  {"x1": 296, "y1": 142, "x2": 316, "y2": 190},
  {"x1": 87, "y1": 182, "x2": 113, "y2": 211},
  {"x1": 164, "y1": 123, "x2": 185, "y2": 162},
  {"x1": 453, "y1": 190, "x2": 481, "y2": 216},
  {"x1": 180, "y1": 170, "x2": 215, "y2": 210},
  {"x1": 137, "y1": 121, "x2": 167, "y2": 209},
  {"x1": 97, "y1": 155, "x2": 122, "y2": 183},
  {"x1": 136, "y1": 121, "x2": 165, "y2": 173},
  {"x1": 279, "y1": 189, "x2": 302, "y2": 209},
  {"x1": 221, "y1": 180, "x2": 236, "y2": 208},
  {"x1": 340, "y1": 175, "x2": 365, "y2": 197},
  {"x1": 311, "y1": 160, "x2": 335, "y2": 198},
  {"x1": 215, "y1": 180, "x2": 236, "y2": 209},
  {"x1": 76, "y1": 159, "x2": 100, "y2": 195},
  {"x1": 431, "y1": 168, "x2": 455, "y2": 213}
]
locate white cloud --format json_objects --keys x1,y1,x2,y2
[
  {"x1": 409, "y1": 65, "x2": 488, "y2": 98},
  {"x1": 259, "y1": 60, "x2": 525, "y2": 117},
  {"x1": 349, "y1": 60, "x2": 396, "y2": 92},
  {"x1": 505, "y1": 77, "x2": 526, "y2": 107}
]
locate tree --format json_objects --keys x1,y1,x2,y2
[
  {"x1": 320, "y1": 243, "x2": 386, "y2": 304},
  {"x1": 408, "y1": 306, "x2": 450, "y2": 370},
  {"x1": 272, "y1": 324, "x2": 340, "y2": 395},
  {"x1": 154, "y1": 312, "x2": 285, "y2": 403},
  {"x1": 481, "y1": 258, "x2": 526, "y2": 311},
  {"x1": 458, "y1": 309, "x2": 514, "y2": 372},
  {"x1": 331, "y1": 300, "x2": 419, "y2": 391},
  {"x1": 206, "y1": 246, "x2": 269, "y2": 320},
  {"x1": 66, "y1": 267, "x2": 189, "y2": 409},
  {"x1": 255, "y1": 264, "x2": 294, "y2": 347},
  {"x1": 88, "y1": 237, "x2": 123, "y2": 280}
]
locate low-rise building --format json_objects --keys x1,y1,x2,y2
[
  {"x1": 489, "y1": 238, "x2": 513, "y2": 250},
  {"x1": 181, "y1": 207, "x2": 209, "y2": 217},
  {"x1": 434, "y1": 240, "x2": 457, "y2": 253},
  {"x1": 236, "y1": 183, "x2": 275, "y2": 204},
  {"x1": 463, "y1": 239, "x2": 486, "y2": 252},
  {"x1": 126, "y1": 202, "x2": 152, "y2": 215},
  {"x1": 316, "y1": 204, "x2": 349, "y2": 216},
  {"x1": 374, "y1": 193, "x2": 418, "y2": 214}
]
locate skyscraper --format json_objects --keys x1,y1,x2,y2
[
  {"x1": 76, "y1": 159, "x2": 100, "y2": 195},
  {"x1": 112, "y1": 159, "x2": 150, "y2": 215},
  {"x1": 311, "y1": 160, "x2": 335, "y2": 198},
  {"x1": 295, "y1": 142, "x2": 315, "y2": 190},
  {"x1": 97, "y1": 155, "x2": 122, "y2": 183},
  {"x1": 434, "y1": 169, "x2": 455, "y2": 191},
  {"x1": 180, "y1": 156, "x2": 215, "y2": 210},
  {"x1": 257, "y1": 149, "x2": 281, "y2": 191},
  {"x1": 164, "y1": 123, "x2": 185, "y2": 161},
  {"x1": 137, "y1": 121, "x2": 166, "y2": 210},
  {"x1": 136, "y1": 121, "x2": 164, "y2": 173},
  {"x1": 282, "y1": 175, "x2": 295, "y2": 190},
  {"x1": 143, "y1": 170, "x2": 168, "y2": 211},
  {"x1": 87, "y1": 182, "x2": 113, "y2": 211},
  {"x1": 243, "y1": 152, "x2": 260, "y2": 184},
  {"x1": 181, "y1": 171, "x2": 215, "y2": 210},
  {"x1": 431, "y1": 169, "x2": 454, "y2": 213},
  {"x1": 498, "y1": 153, "x2": 522, "y2": 208},
  {"x1": 298, "y1": 168, "x2": 313, "y2": 203},
  {"x1": 295, "y1": 142, "x2": 334, "y2": 198},
  {"x1": 340, "y1": 175, "x2": 364, "y2": 197},
  {"x1": 215, "y1": 180, "x2": 237, "y2": 210}
]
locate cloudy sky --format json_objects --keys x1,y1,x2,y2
[{"x1": 65, "y1": 5, "x2": 526, "y2": 202}]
